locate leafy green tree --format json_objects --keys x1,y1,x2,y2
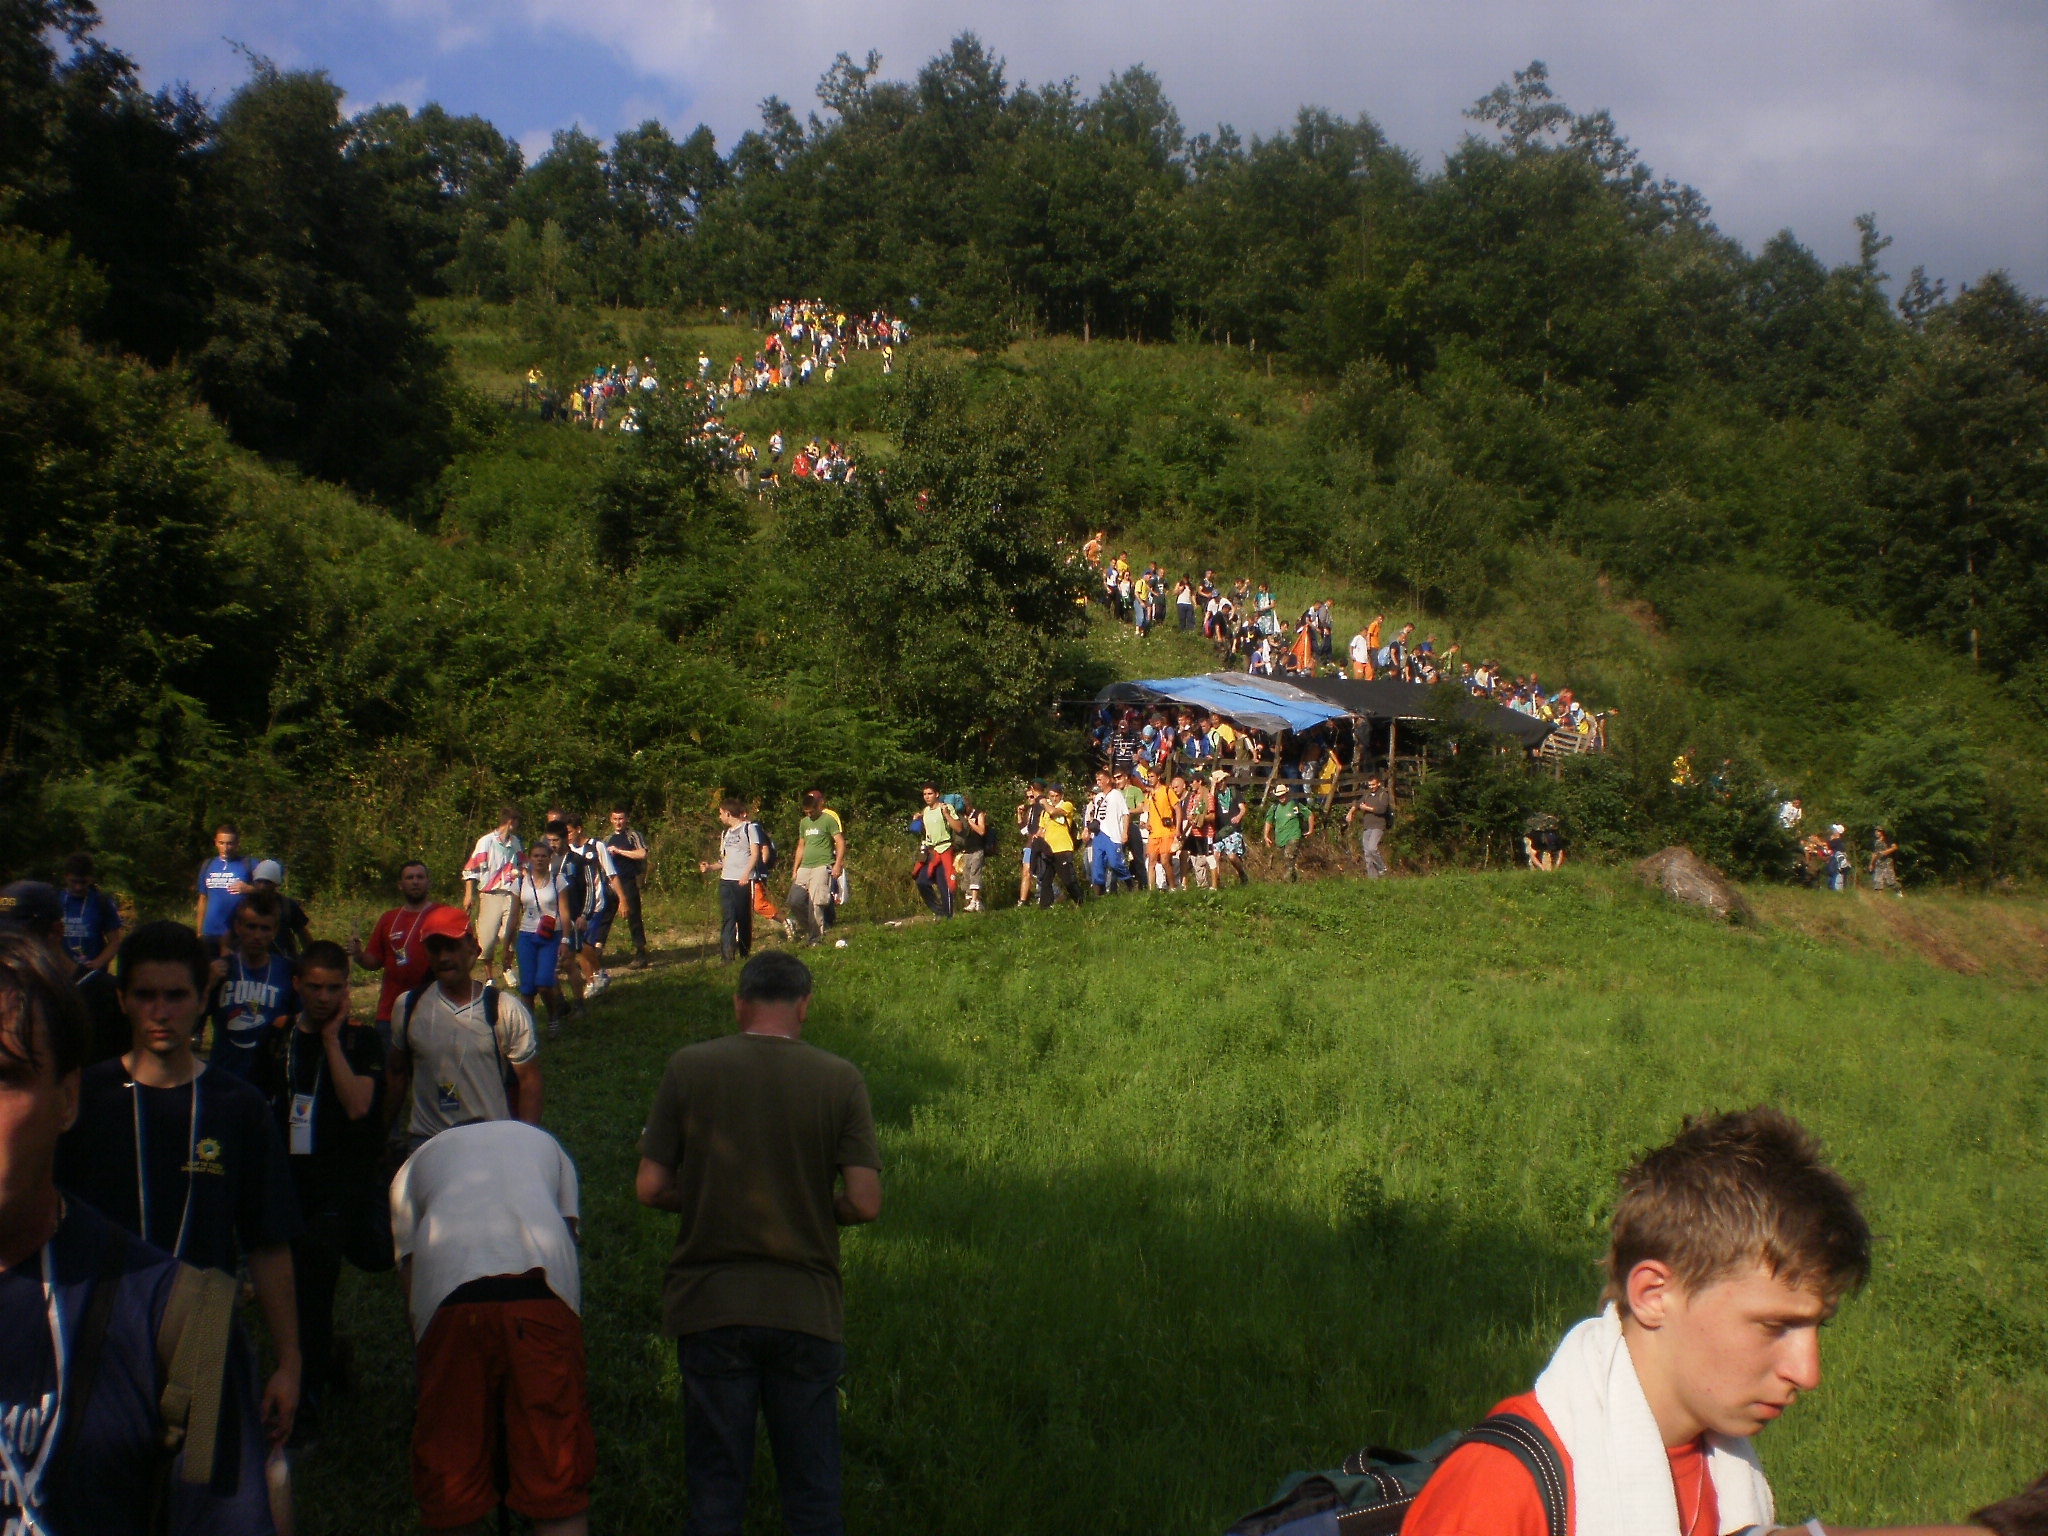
[
  {"x1": 1851, "y1": 701, "x2": 1991, "y2": 878},
  {"x1": 347, "y1": 101, "x2": 523, "y2": 286},
  {"x1": 1869, "y1": 273, "x2": 2048, "y2": 675},
  {"x1": 189, "y1": 61, "x2": 457, "y2": 503}
]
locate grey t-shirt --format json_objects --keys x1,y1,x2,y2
[
  {"x1": 393, "y1": 984, "x2": 538, "y2": 1141},
  {"x1": 1354, "y1": 789, "x2": 1392, "y2": 831},
  {"x1": 720, "y1": 821, "x2": 762, "y2": 882}
]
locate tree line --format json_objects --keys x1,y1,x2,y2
[{"x1": 4, "y1": 1, "x2": 2046, "y2": 893}]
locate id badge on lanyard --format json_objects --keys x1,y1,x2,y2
[{"x1": 289, "y1": 1093, "x2": 316, "y2": 1155}]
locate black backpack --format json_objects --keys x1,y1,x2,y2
[
  {"x1": 1224, "y1": 1412, "x2": 1565, "y2": 1536},
  {"x1": 753, "y1": 822, "x2": 778, "y2": 875}
]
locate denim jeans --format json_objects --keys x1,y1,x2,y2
[
  {"x1": 718, "y1": 879, "x2": 752, "y2": 961},
  {"x1": 679, "y1": 1326, "x2": 846, "y2": 1536}
]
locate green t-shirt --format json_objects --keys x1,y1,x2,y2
[
  {"x1": 1266, "y1": 800, "x2": 1312, "y2": 846},
  {"x1": 921, "y1": 801, "x2": 954, "y2": 853},
  {"x1": 640, "y1": 1033, "x2": 882, "y2": 1342},
  {"x1": 797, "y1": 810, "x2": 842, "y2": 869}
]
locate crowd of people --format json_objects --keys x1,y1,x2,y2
[
  {"x1": 0, "y1": 894, "x2": 2033, "y2": 1536},
  {"x1": 520, "y1": 298, "x2": 911, "y2": 492},
  {"x1": 1075, "y1": 538, "x2": 1608, "y2": 747},
  {"x1": 1771, "y1": 795, "x2": 1908, "y2": 894},
  {"x1": 0, "y1": 786, "x2": 888, "y2": 1536},
  {"x1": 697, "y1": 298, "x2": 910, "y2": 403},
  {"x1": 529, "y1": 356, "x2": 662, "y2": 430}
]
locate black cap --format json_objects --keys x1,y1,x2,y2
[{"x1": 0, "y1": 881, "x2": 63, "y2": 933}]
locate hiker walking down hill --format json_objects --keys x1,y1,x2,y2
[
  {"x1": 605, "y1": 806, "x2": 652, "y2": 966},
  {"x1": 912, "y1": 785, "x2": 960, "y2": 919},
  {"x1": 1346, "y1": 773, "x2": 1392, "y2": 879},
  {"x1": 460, "y1": 806, "x2": 524, "y2": 991},
  {"x1": 0, "y1": 932, "x2": 279, "y2": 1533},
  {"x1": 700, "y1": 799, "x2": 767, "y2": 962},
  {"x1": 635, "y1": 952, "x2": 881, "y2": 1536},
  {"x1": 1262, "y1": 780, "x2": 1313, "y2": 883},
  {"x1": 387, "y1": 908, "x2": 543, "y2": 1150},
  {"x1": 956, "y1": 795, "x2": 992, "y2": 913},
  {"x1": 788, "y1": 790, "x2": 845, "y2": 945},
  {"x1": 57, "y1": 921, "x2": 305, "y2": 1448}
]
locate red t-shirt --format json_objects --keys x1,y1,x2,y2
[
  {"x1": 1401, "y1": 1392, "x2": 1718, "y2": 1536},
  {"x1": 366, "y1": 904, "x2": 443, "y2": 1023}
]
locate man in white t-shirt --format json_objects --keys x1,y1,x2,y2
[
  {"x1": 392, "y1": 1119, "x2": 591, "y2": 1535},
  {"x1": 387, "y1": 909, "x2": 541, "y2": 1149},
  {"x1": 1087, "y1": 769, "x2": 1131, "y2": 894},
  {"x1": 460, "y1": 805, "x2": 525, "y2": 990}
]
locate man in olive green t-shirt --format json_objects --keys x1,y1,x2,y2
[
  {"x1": 635, "y1": 951, "x2": 881, "y2": 1536},
  {"x1": 788, "y1": 789, "x2": 845, "y2": 945},
  {"x1": 1262, "y1": 780, "x2": 1315, "y2": 883}
]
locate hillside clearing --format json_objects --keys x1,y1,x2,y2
[{"x1": 303, "y1": 870, "x2": 2048, "y2": 1534}]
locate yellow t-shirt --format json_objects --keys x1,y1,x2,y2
[{"x1": 1038, "y1": 801, "x2": 1076, "y2": 855}]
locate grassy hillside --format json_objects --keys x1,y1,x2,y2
[
  {"x1": 296, "y1": 872, "x2": 2048, "y2": 1534},
  {"x1": 421, "y1": 303, "x2": 2048, "y2": 878}
]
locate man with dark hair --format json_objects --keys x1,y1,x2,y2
[
  {"x1": 636, "y1": 951, "x2": 882, "y2": 1536},
  {"x1": 788, "y1": 790, "x2": 845, "y2": 945},
  {"x1": 698, "y1": 799, "x2": 765, "y2": 964},
  {"x1": 561, "y1": 813, "x2": 623, "y2": 1001},
  {"x1": 57, "y1": 921, "x2": 303, "y2": 1447},
  {"x1": 913, "y1": 784, "x2": 959, "y2": 919},
  {"x1": 256, "y1": 940, "x2": 387, "y2": 1444},
  {"x1": 4, "y1": 878, "x2": 128, "y2": 1064},
  {"x1": 59, "y1": 852, "x2": 123, "y2": 970},
  {"x1": 193, "y1": 823, "x2": 256, "y2": 950},
  {"x1": 605, "y1": 806, "x2": 652, "y2": 966},
  {"x1": 461, "y1": 805, "x2": 525, "y2": 992},
  {"x1": 206, "y1": 891, "x2": 297, "y2": 1081},
  {"x1": 0, "y1": 932, "x2": 278, "y2": 1533},
  {"x1": 349, "y1": 860, "x2": 444, "y2": 1047},
  {"x1": 1400, "y1": 1107, "x2": 2000, "y2": 1536}
]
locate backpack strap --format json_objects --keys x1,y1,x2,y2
[
  {"x1": 397, "y1": 980, "x2": 434, "y2": 1056},
  {"x1": 47, "y1": 1219, "x2": 133, "y2": 1482},
  {"x1": 1462, "y1": 1412, "x2": 1568, "y2": 1536},
  {"x1": 155, "y1": 1264, "x2": 239, "y2": 1484}
]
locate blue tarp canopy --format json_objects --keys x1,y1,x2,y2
[{"x1": 1097, "y1": 674, "x2": 1353, "y2": 735}]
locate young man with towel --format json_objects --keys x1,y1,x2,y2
[{"x1": 1403, "y1": 1107, "x2": 2017, "y2": 1536}]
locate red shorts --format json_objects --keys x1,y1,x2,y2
[{"x1": 412, "y1": 1291, "x2": 595, "y2": 1528}]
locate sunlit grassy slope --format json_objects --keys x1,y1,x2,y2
[{"x1": 297, "y1": 869, "x2": 2047, "y2": 1534}]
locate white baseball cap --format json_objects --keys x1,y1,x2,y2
[{"x1": 253, "y1": 859, "x2": 285, "y2": 884}]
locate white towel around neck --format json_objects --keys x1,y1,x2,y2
[{"x1": 1533, "y1": 1304, "x2": 1777, "y2": 1536}]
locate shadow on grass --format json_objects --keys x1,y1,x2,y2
[{"x1": 292, "y1": 962, "x2": 1596, "y2": 1536}]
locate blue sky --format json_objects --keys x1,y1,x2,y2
[{"x1": 99, "y1": 0, "x2": 2048, "y2": 295}]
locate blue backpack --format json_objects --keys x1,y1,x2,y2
[{"x1": 1224, "y1": 1412, "x2": 1565, "y2": 1536}]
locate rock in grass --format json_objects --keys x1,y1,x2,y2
[{"x1": 1635, "y1": 846, "x2": 1751, "y2": 922}]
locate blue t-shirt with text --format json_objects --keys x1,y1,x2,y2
[
  {"x1": 207, "y1": 954, "x2": 296, "y2": 1080},
  {"x1": 60, "y1": 888, "x2": 122, "y2": 965},
  {"x1": 196, "y1": 857, "x2": 254, "y2": 937}
]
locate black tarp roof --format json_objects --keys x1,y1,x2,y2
[{"x1": 1277, "y1": 676, "x2": 1557, "y2": 748}]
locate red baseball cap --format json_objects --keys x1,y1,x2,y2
[{"x1": 419, "y1": 905, "x2": 476, "y2": 947}]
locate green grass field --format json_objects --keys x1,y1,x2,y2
[{"x1": 296, "y1": 870, "x2": 2048, "y2": 1534}]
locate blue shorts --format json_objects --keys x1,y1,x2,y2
[
  {"x1": 516, "y1": 931, "x2": 561, "y2": 994},
  {"x1": 585, "y1": 909, "x2": 615, "y2": 947}
]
